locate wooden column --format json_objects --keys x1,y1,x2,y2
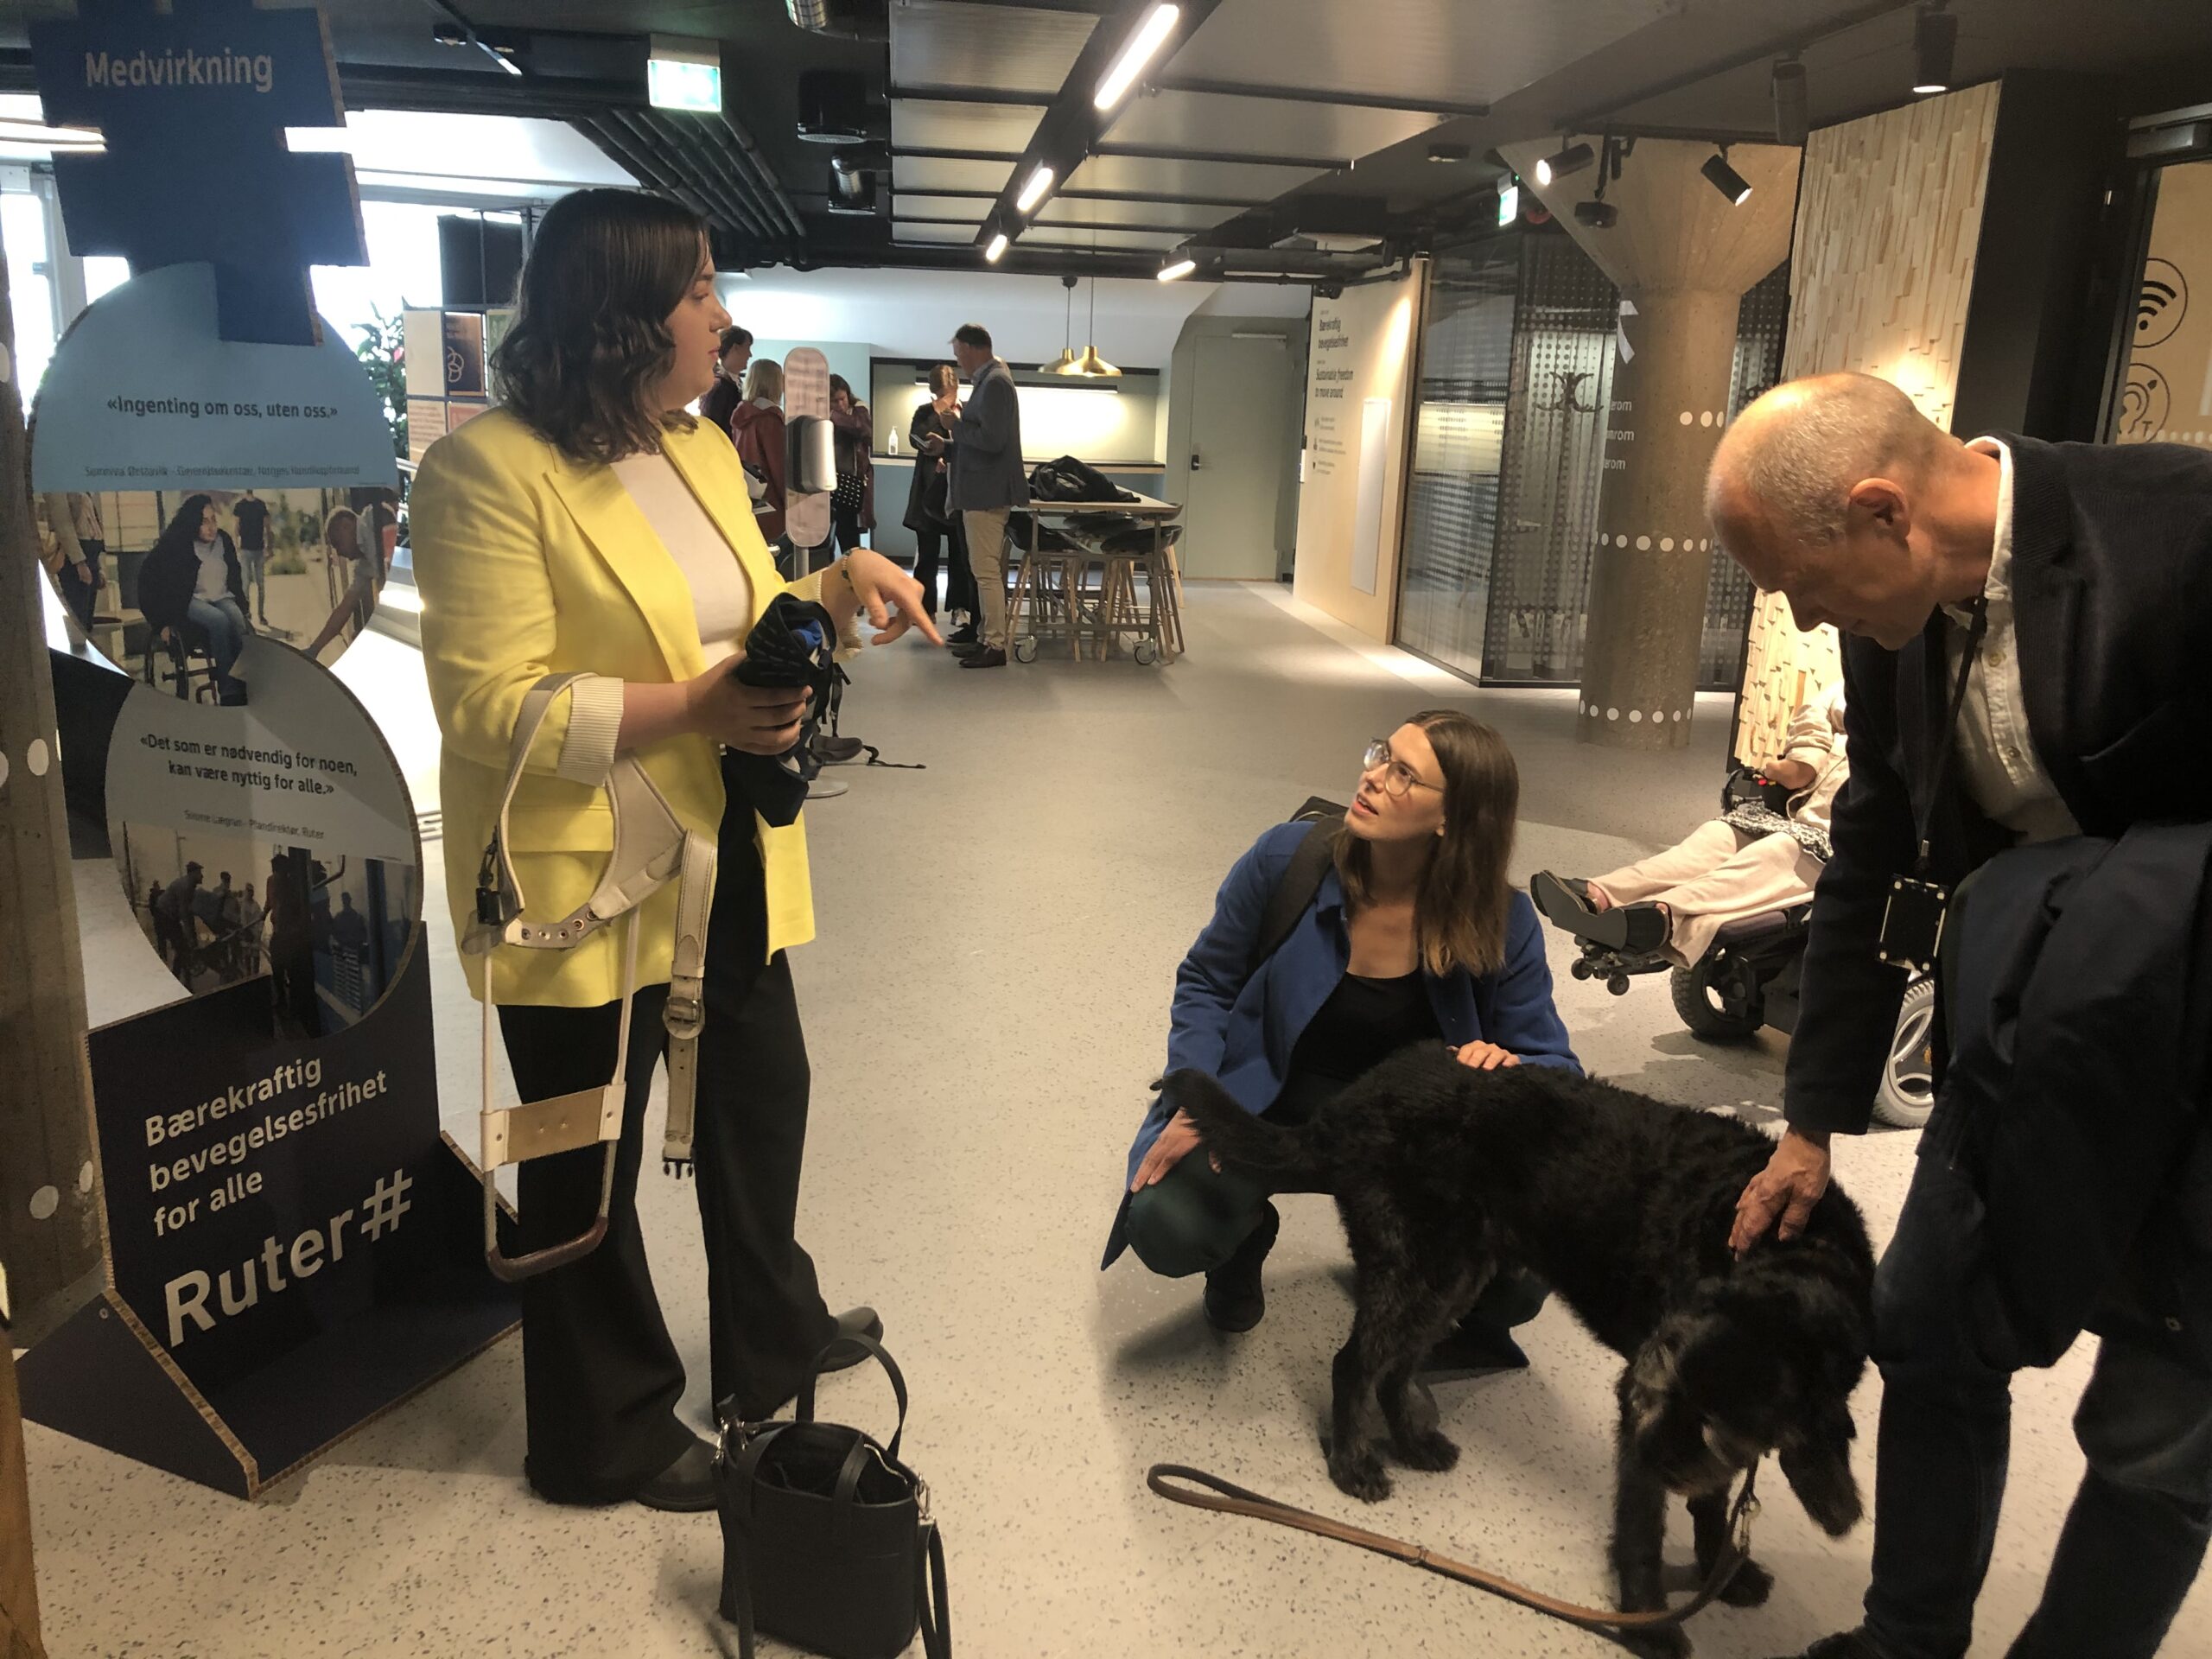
[
  {"x1": 1506, "y1": 137, "x2": 1801, "y2": 751},
  {"x1": 0, "y1": 237, "x2": 79, "y2": 1659},
  {"x1": 0, "y1": 242, "x2": 104, "y2": 1340}
]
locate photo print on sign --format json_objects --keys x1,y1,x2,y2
[{"x1": 105, "y1": 636, "x2": 421, "y2": 1028}]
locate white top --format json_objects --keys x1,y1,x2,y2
[
  {"x1": 192, "y1": 537, "x2": 230, "y2": 602},
  {"x1": 1942, "y1": 439, "x2": 2080, "y2": 846},
  {"x1": 612, "y1": 452, "x2": 753, "y2": 670}
]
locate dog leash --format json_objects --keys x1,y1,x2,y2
[{"x1": 1147, "y1": 1460, "x2": 1759, "y2": 1634}]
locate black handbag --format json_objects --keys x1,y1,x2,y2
[{"x1": 715, "y1": 1335, "x2": 950, "y2": 1659}]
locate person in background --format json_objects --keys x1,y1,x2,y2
[
  {"x1": 266, "y1": 852, "x2": 320, "y2": 1039},
  {"x1": 41, "y1": 491, "x2": 104, "y2": 631},
  {"x1": 137, "y1": 493, "x2": 251, "y2": 704},
  {"x1": 304, "y1": 505, "x2": 385, "y2": 661},
  {"x1": 159, "y1": 861, "x2": 206, "y2": 979},
  {"x1": 1534, "y1": 677, "x2": 1849, "y2": 967},
  {"x1": 825, "y1": 373, "x2": 875, "y2": 557},
  {"x1": 938, "y1": 322, "x2": 1027, "y2": 670},
  {"x1": 905, "y1": 365, "x2": 979, "y2": 645},
  {"x1": 234, "y1": 881, "x2": 265, "y2": 976},
  {"x1": 701, "y1": 325, "x2": 752, "y2": 437},
  {"x1": 1106, "y1": 714, "x2": 1580, "y2": 1360},
  {"x1": 147, "y1": 880, "x2": 183, "y2": 972},
  {"x1": 730, "y1": 356, "x2": 788, "y2": 545},
  {"x1": 232, "y1": 489, "x2": 271, "y2": 625}
]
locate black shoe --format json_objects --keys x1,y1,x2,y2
[
  {"x1": 1775, "y1": 1634, "x2": 1892, "y2": 1659},
  {"x1": 949, "y1": 639, "x2": 988, "y2": 658},
  {"x1": 947, "y1": 624, "x2": 979, "y2": 646},
  {"x1": 1530, "y1": 870, "x2": 1599, "y2": 932},
  {"x1": 632, "y1": 1436, "x2": 717, "y2": 1513},
  {"x1": 810, "y1": 733, "x2": 864, "y2": 765},
  {"x1": 1203, "y1": 1203, "x2": 1280, "y2": 1333},
  {"x1": 1417, "y1": 1319, "x2": 1529, "y2": 1380},
  {"x1": 816, "y1": 1306, "x2": 884, "y2": 1373},
  {"x1": 958, "y1": 646, "x2": 1007, "y2": 669}
]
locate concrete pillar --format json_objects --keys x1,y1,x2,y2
[{"x1": 1503, "y1": 137, "x2": 1801, "y2": 750}]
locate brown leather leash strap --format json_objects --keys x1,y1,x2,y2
[{"x1": 1147, "y1": 1460, "x2": 1759, "y2": 1633}]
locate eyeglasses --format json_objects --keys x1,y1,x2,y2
[{"x1": 1362, "y1": 739, "x2": 1443, "y2": 798}]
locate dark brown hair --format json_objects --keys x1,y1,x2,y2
[
  {"x1": 953, "y1": 323, "x2": 991, "y2": 353},
  {"x1": 492, "y1": 188, "x2": 707, "y2": 465},
  {"x1": 1332, "y1": 710, "x2": 1518, "y2": 977}
]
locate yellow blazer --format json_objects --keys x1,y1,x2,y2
[{"x1": 411, "y1": 407, "x2": 821, "y2": 1007}]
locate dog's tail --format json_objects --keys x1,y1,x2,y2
[{"x1": 1158, "y1": 1068, "x2": 1329, "y2": 1186}]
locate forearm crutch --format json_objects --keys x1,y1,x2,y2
[{"x1": 465, "y1": 673, "x2": 716, "y2": 1281}]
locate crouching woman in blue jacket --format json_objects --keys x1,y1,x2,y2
[{"x1": 1102, "y1": 711, "x2": 1580, "y2": 1366}]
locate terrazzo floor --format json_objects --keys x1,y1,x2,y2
[{"x1": 27, "y1": 583, "x2": 2212, "y2": 1656}]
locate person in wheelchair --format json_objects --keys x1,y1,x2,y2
[
  {"x1": 136, "y1": 493, "x2": 253, "y2": 705},
  {"x1": 1534, "y1": 678, "x2": 1847, "y2": 969}
]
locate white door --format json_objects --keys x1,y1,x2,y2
[{"x1": 1183, "y1": 333, "x2": 1291, "y2": 580}]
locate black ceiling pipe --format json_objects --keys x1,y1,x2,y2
[
  {"x1": 653, "y1": 111, "x2": 798, "y2": 254},
  {"x1": 612, "y1": 108, "x2": 779, "y2": 245},
  {"x1": 710, "y1": 112, "x2": 810, "y2": 245},
  {"x1": 589, "y1": 112, "x2": 760, "y2": 243}
]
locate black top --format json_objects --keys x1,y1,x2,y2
[
  {"x1": 700, "y1": 375, "x2": 743, "y2": 441},
  {"x1": 1787, "y1": 434, "x2": 2212, "y2": 1135},
  {"x1": 1273, "y1": 969, "x2": 1440, "y2": 1127},
  {"x1": 232, "y1": 496, "x2": 269, "y2": 550}
]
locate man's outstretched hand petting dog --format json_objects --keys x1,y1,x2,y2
[{"x1": 1731, "y1": 1127, "x2": 1832, "y2": 1255}]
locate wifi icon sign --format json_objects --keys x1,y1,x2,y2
[{"x1": 2137, "y1": 258, "x2": 2187, "y2": 351}]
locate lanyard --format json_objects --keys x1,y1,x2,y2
[{"x1": 1916, "y1": 596, "x2": 1989, "y2": 874}]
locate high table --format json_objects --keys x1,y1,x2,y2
[{"x1": 1006, "y1": 492, "x2": 1185, "y2": 664}]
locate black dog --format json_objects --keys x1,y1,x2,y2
[{"x1": 1163, "y1": 1047, "x2": 1875, "y2": 1654}]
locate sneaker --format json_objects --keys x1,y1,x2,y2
[{"x1": 1203, "y1": 1202, "x2": 1281, "y2": 1333}]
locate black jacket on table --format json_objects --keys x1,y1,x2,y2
[{"x1": 1784, "y1": 434, "x2": 2212, "y2": 1137}]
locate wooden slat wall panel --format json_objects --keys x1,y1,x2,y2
[{"x1": 1734, "y1": 81, "x2": 2002, "y2": 766}]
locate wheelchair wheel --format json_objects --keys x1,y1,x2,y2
[
  {"x1": 1671, "y1": 953, "x2": 1763, "y2": 1042},
  {"x1": 1872, "y1": 976, "x2": 1937, "y2": 1129}
]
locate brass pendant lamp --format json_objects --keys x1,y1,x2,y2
[
  {"x1": 1052, "y1": 274, "x2": 1080, "y2": 372},
  {"x1": 1058, "y1": 242, "x2": 1121, "y2": 378}
]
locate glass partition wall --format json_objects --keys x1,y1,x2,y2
[{"x1": 1394, "y1": 226, "x2": 1789, "y2": 690}]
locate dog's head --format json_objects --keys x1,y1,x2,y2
[{"x1": 1618, "y1": 1258, "x2": 1869, "y2": 1535}]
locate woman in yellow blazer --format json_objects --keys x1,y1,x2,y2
[{"x1": 411, "y1": 188, "x2": 936, "y2": 1512}]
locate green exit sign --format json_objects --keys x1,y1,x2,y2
[{"x1": 649, "y1": 56, "x2": 721, "y2": 113}]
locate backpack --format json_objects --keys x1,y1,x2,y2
[{"x1": 1246, "y1": 801, "x2": 1344, "y2": 979}]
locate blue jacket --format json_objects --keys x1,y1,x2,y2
[{"x1": 1103, "y1": 823, "x2": 1580, "y2": 1267}]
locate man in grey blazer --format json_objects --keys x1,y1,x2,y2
[{"x1": 939, "y1": 323, "x2": 1028, "y2": 668}]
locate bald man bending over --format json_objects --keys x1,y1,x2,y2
[{"x1": 1709, "y1": 372, "x2": 2212, "y2": 1659}]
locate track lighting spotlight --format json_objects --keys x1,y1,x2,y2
[
  {"x1": 1535, "y1": 141, "x2": 1595, "y2": 187},
  {"x1": 1701, "y1": 149, "x2": 1752, "y2": 206},
  {"x1": 1913, "y1": 4, "x2": 1956, "y2": 95},
  {"x1": 1772, "y1": 58, "x2": 1808, "y2": 145}
]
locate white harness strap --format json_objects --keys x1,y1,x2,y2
[{"x1": 467, "y1": 674, "x2": 718, "y2": 1280}]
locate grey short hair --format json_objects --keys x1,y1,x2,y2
[{"x1": 1708, "y1": 372, "x2": 1940, "y2": 545}]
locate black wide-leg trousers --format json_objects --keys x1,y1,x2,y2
[{"x1": 496, "y1": 766, "x2": 836, "y2": 1502}]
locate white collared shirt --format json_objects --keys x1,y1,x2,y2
[{"x1": 1941, "y1": 439, "x2": 2079, "y2": 846}]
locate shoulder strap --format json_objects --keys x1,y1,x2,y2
[{"x1": 1248, "y1": 821, "x2": 1337, "y2": 980}]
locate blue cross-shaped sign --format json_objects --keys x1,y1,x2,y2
[{"x1": 29, "y1": 0, "x2": 368, "y2": 346}]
